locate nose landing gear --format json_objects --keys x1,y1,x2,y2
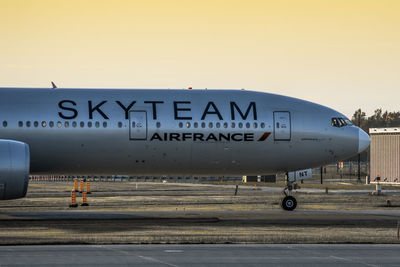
[{"x1": 281, "y1": 179, "x2": 299, "y2": 211}]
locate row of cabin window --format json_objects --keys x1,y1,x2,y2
[
  {"x1": 177, "y1": 121, "x2": 266, "y2": 129},
  {"x1": 3, "y1": 120, "x2": 267, "y2": 130},
  {"x1": 4, "y1": 121, "x2": 114, "y2": 128}
]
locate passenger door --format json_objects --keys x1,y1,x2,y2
[
  {"x1": 273, "y1": 111, "x2": 291, "y2": 141},
  {"x1": 129, "y1": 111, "x2": 148, "y2": 140}
]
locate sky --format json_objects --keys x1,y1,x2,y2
[{"x1": 0, "y1": 0, "x2": 399, "y2": 118}]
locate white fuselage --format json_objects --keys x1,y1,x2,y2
[{"x1": 0, "y1": 88, "x2": 368, "y2": 176}]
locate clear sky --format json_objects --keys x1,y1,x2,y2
[{"x1": 0, "y1": 0, "x2": 399, "y2": 118}]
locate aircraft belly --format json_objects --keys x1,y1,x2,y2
[{"x1": 29, "y1": 141, "x2": 193, "y2": 175}]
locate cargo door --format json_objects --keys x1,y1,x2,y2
[
  {"x1": 129, "y1": 111, "x2": 147, "y2": 140},
  {"x1": 273, "y1": 111, "x2": 291, "y2": 141}
]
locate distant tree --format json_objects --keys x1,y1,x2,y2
[
  {"x1": 351, "y1": 108, "x2": 400, "y2": 132},
  {"x1": 385, "y1": 111, "x2": 400, "y2": 127},
  {"x1": 351, "y1": 108, "x2": 368, "y2": 132},
  {"x1": 368, "y1": 108, "x2": 385, "y2": 128}
]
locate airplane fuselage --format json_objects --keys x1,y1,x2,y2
[{"x1": 0, "y1": 88, "x2": 364, "y2": 176}]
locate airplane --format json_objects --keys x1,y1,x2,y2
[{"x1": 0, "y1": 87, "x2": 370, "y2": 210}]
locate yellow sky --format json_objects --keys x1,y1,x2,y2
[{"x1": 0, "y1": 0, "x2": 399, "y2": 117}]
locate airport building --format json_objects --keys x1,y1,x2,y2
[{"x1": 369, "y1": 127, "x2": 400, "y2": 184}]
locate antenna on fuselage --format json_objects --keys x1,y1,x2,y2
[{"x1": 51, "y1": 81, "x2": 57, "y2": 89}]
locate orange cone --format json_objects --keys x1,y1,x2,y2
[
  {"x1": 86, "y1": 181, "x2": 91, "y2": 194},
  {"x1": 81, "y1": 192, "x2": 89, "y2": 206},
  {"x1": 79, "y1": 180, "x2": 84, "y2": 193},
  {"x1": 74, "y1": 178, "x2": 78, "y2": 192},
  {"x1": 69, "y1": 190, "x2": 78, "y2": 208}
]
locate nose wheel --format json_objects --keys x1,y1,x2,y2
[
  {"x1": 281, "y1": 174, "x2": 299, "y2": 211},
  {"x1": 281, "y1": 196, "x2": 297, "y2": 211}
]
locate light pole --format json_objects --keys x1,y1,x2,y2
[{"x1": 357, "y1": 114, "x2": 361, "y2": 183}]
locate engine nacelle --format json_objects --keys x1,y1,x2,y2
[{"x1": 0, "y1": 140, "x2": 30, "y2": 200}]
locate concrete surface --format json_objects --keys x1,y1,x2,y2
[{"x1": 0, "y1": 244, "x2": 399, "y2": 266}]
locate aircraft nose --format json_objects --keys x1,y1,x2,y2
[{"x1": 358, "y1": 128, "x2": 370, "y2": 153}]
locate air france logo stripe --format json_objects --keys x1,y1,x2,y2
[{"x1": 258, "y1": 132, "x2": 271, "y2": 141}]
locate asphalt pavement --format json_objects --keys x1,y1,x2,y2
[{"x1": 0, "y1": 244, "x2": 399, "y2": 266}]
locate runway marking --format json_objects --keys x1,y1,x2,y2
[
  {"x1": 164, "y1": 250, "x2": 183, "y2": 253},
  {"x1": 330, "y1": 255, "x2": 379, "y2": 267},
  {"x1": 104, "y1": 246, "x2": 180, "y2": 267},
  {"x1": 138, "y1": 255, "x2": 180, "y2": 267}
]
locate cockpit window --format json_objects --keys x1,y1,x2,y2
[
  {"x1": 344, "y1": 119, "x2": 353, "y2": 126},
  {"x1": 331, "y1": 117, "x2": 353, "y2": 127}
]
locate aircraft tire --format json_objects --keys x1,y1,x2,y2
[{"x1": 281, "y1": 196, "x2": 297, "y2": 211}]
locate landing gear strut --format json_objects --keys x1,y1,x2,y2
[{"x1": 281, "y1": 174, "x2": 299, "y2": 211}]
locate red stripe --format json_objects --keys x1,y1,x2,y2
[{"x1": 258, "y1": 132, "x2": 271, "y2": 141}]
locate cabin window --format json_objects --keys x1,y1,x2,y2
[
  {"x1": 57, "y1": 121, "x2": 62, "y2": 128},
  {"x1": 80, "y1": 121, "x2": 85, "y2": 128},
  {"x1": 103, "y1": 122, "x2": 107, "y2": 128},
  {"x1": 216, "y1": 122, "x2": 221, "y2": 128},
  {"x1": 42, "y1": 121, "x2": 47, "y2": 127},
  {"x1": 72, "y1": 121, "x2": 77, "y2": 128},
  {"x1": 26, "y1": 121, "x2": 31, "y2": 127},
  {"x1": 95, "y1": 121, "x2": 100, "y2": 128},
  {"x1": 34, "y1": 121, "x2": 38, "y2": 127},
  {"x1": 231, "y1": 122, "x2": 235, "y2": 128},
  {"x1": 246, "y1": 122, "x2": 250, "y2": 128},
  {"x1": 118, "y1": 122, "x2": 123, "y2": 128},
  {"x1": 49, "y1": 121, "x2": 54, "y2": 128},
  {"x1": 223, "y1": 122, "x2": 228, "y2": 128},
  {"x1": 179, "y1": 122, "x2": 183, "y2": 128},
  {"x1": 186, "y1": 122, "x2": 191, "y2": 128},
  {"x1": 65, "y1": 121, "x2": 69, "y2": 128},
  {"x1": 201, "y1": 122, "x2": 206, "y2": 128},
  {"x1": 87, "y1": 121, "x2": 92, "y2": 128},
  {"x1": 260, "y1": 122, "x2": 265, "y2": 128},
  {"x1": 209, "y1": 122, "x2": 213, "y2": 128},
  {"x1": 2, "y1": 121, "x2": 7, "y2": 127},
  {"x1": 254, "y1": 122, "x2": 258, "y2": 128},
  {"x1": 238, "y1": 122, "x2": 243, "y2": 128},
  {"x1": 194, "y1": 122, "x2": 198, "y2": 128}
]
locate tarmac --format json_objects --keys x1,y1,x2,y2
[
  {"x1": 1, "y1": 209, "x2": 400, "y2": 223},
  {"x1": 1, "y1": 244, "x2": 399, "y2": 266},
  {"x1": 1, "y1": 181, "x2": 400, "y2": 244}
]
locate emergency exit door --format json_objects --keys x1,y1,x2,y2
[
  {"x1": 273, "y1": 111, "x2": 291, "y2": 141},
  {"x1": 129, "y1": 111, "x2": 147, "y2": 140}
]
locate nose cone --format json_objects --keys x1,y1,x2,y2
[{"x1": 358, "y1": 128, "x2": 370, "y2": 153}]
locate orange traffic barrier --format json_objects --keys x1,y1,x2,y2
[
  {"x1": 81, "y1": 192, "x2": 89, "y2": 206},
  {"x1": 69, "y1": 190, "x2": 78, "y2": 208},
  {"x1": 79, "y1": 180, "x2": 84, "y2": 193},
  {"x1": 86, "y1": 181, "x2": 91, "y2": 194},
  {"x1": 74, "y1": 178, "x2": 78, "y2": 192}
]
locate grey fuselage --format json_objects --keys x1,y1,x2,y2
[{"x1": 0, "y1": 88, "x2": 364, "y2": 176}]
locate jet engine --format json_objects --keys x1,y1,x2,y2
[{"x1": 0, "y1": 140, "x2": 30, "y2": 200}]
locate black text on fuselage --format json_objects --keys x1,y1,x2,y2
[{"x1": 58, "y1": 100, "x2": 258, "y2": 121}]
